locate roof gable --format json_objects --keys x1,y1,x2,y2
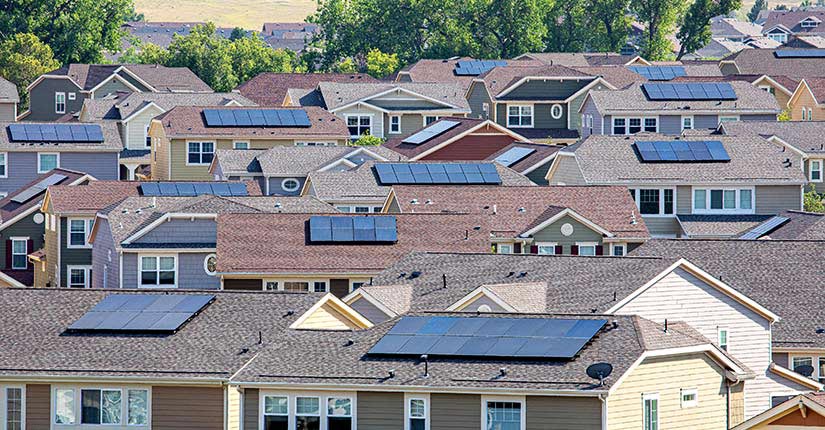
[{"x1": 290, "y1": 294, "x2": 373, "y2": 330}]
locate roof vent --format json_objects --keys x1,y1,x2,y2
[
  {"x1": 517, "y1": 207, "x2": 526, "y2": 213},
  {"x1": 274, "y1": 201, "x2": 283, "y2": 209},
  {"x1": 410, "y1": 199, "x2": 419, "y2": 205}
]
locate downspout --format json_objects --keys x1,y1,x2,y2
[
  {"x1": 223, "y1": 382, "x2": 229, "y2": 430},
  {"x1": 726, "y1": 381, "x2": 731, "y2": 430},
  {"x1": 599, "y1": 393, "x2": 608, "y2": 430}
]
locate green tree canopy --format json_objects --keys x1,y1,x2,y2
[
  {"x1": 676, "y1": 0, "x2": 741, "y2": 59},
  {"x1": 365, "y1": 49, "x2": 400, "y2": 78},
  {"x1": 632, "y1": 0, "x2": 685, "y2": 60},
  {"x1": 0, "y1": 33, "x2": 60, "y2": 108},
  {"x1": 748, "y1": 0, "x2": 767, "y2": 22}
]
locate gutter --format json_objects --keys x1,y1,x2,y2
[{"x1": 227, "y1": 381, "x2": 608, "y2": 397}]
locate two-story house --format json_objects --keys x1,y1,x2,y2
[{"x1": 762, "y1": 10, "x2": 825, "y2": 43}]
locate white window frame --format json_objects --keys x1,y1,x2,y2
[
  {"x1": 481, "y1": 396, "x2": 526, "y2": 430},
  {"x1": 802, "y1": 18, "x2": 820, "y2": 27},
  {"x1": 612, "y1": 117, "x2": 657, "y2": 135},
  {"x1": 203, "y1": 253, "x2": 217, "y2": 277},
  {"x1": 811, "y1": 160, "x2": 823, "y2": 182},
  {"x1": 66, "y1": 265, "x2": 92, "y2": 288},
  {"x1": 281, "y1": 178, "x2": 301, "y2": 193},
  {"x1": 389, "y1": 115, "x2": 401, "y2": 134},
  {"x1": 233, "y1": 141, "x2": 250, "y2": 150},
  {"x1": 767, "y1": 32, "x2": 788, "y2": 43},
  {"x1": 0, "y1": 152, "x2": 7, "y2": 179},
  {"x1": 789, "y1": 355, "x2": 825, "y2": 383},
  {"x1": 80, "y1": 388, "x2": 124, "y2": 425},
  {"x1": 576, "y1": 242, "x2": 598, "y2": 256},
  {"x1": 550, "y1": 104, "x2": 563, "y2": 120},
  {"x1": 260, "y1": 279, "x2": 329, "y2": 293},
  {"x1": 680, "y1": 388, "x2": 699, "y2": 408},
  {"x1": 258, "y1": 391, "x2": 356, "y2": 430},
  {"x1": 1, "y1": 385, "x2": 25, "y2": 430},
  {"x1": 66, "y1": 217, "x2": 94, "y2": 249},
  {"x1": 345, "y1": 114, "x2": 372, "y2": 139},
  {"x1": 643, "y1": 393, "x2": 659, "y2": 430},
  {"x1": 629, "y1": 188, "x2": 676, "y2": 217},
  {"x1": 10, "y1": 237, "x2": 27, "y2": 270},
  {"x1": 718, "y1": 327, "x2": 729, "y2": 351},
  {"x1": 37, "y1": 152, "x2": 59, "y2": 174},
  {"x1": 404, "y1": 393, "x2": 429, "y2": 430},
  {"x1": 681, "y1": 116, "x2": 693, "y2": 131},
  {"x1": 67, "y1": 92, "x2": 76, "y2": 101},
  {"x1": 692, "y1": 187, "x2": 755, "y2": 214},
  {"x1": 51, "y1": 386, "x2": 150, "y2": 428},
  {"x1": 506, "y1": 104, "x2": 533, "y2": 128},
  {"x1": 536, "y1": 242, "x2": 557, "y2": 255},
  {"x1": 138, "y1": 254, "x2": 177, "y2": 288},
  {"x1": 55, "y1": 92, "x2": 66, "y2": 114},
  {"x1": 186, "y1": 141, "x2": 215, "y2": 166},
  {"x1": 718, "y1": 115, "x2": 739, "y2": 124},
  {"x1": 423, "y1": 115, "x2": 441, "y2": 126},
  {"x1": 496, "y1": 243, "x2": 514, "y2": 254},
  {"x1": 350, "y1": 279, "x2": 369, "y2": 291},
  {"x1": 610, "y1": 243, "x2": 627, "y2": 256}
]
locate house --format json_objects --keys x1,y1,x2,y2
[
  {"x1": 21, "y1": 64, "x2": 212, "y2": 121},
  {"x1": 210, "y1": 145, "x2": 404, "y2": 195},
  {"x1": 394, "y1": 57, "x2": 544, "y2": 89},
  {"x1": 545, "y1": 132, "x2": 806, "y2": 237},
  {"x1": 0, "y1": 287, "x2": 751, "y2": 430},
  {"x1": 302, "y1": 161, "x2": 535, "y2": 212},
  {"x1": 762, "y1": 9, "x2": 825, "y2": 43},
  {"x1": 578, "y1": 81, "x2": 779, "y2": 138},
  {"x1": 79, "y1": 92, "x2": 256, "y2": 179},
  {"x1": 683, "y1": 38, "x2": 750, "y2": 60},
  {"x1": 732, "y1": 210, "x2": 825, "y2": 240},
  {"x1": 0, "y1": 76, "x2": 18, "y2": 121},
  {"x1": 259, "y1": 22, "x2": 320, "y2": 51},
  {"x1": 111, "y1": 21, "x2": 252, "y2": 60},
  {"x1": 720, "y1": 48, "x2": 825, "y2": 80},
  {"x1": 0, "y1": 122, "x2": 121, "y2": 197},
  {"x1": 88, "y1": 192, "x2": 334, "y2": 289},
  {"x1": 287, "y1": 82, "x2": 471, "y2": 139},
  {"x1": 734, "y1": 393, "x2": 825, "y2": 428},
  {"x1": 625, "y1": 63, "x2": 723, "y2": 81},
  {"x1": 465, "y1": 64, "x2": 615, "y2": 143},
  {"x1": 148, "y1": 106, "x2": 350, "y2": 181},
  {"x1": 383, "y1": 185, "x2": 650, "y2": 255},
  {"x1": 516, "y1": 52, "x2": 651, "y2": 67},
  {"x1": 235, "y1": 72, "x2": 378, "y2": 106},
  {"x1": 0, "y1": 168, "x2": 91, "y2": 287},
  {"x1": 217, "y1": 213, "x2": 491, "y2": 295},
  {"x1": 784, "y1": 78, "x2": 825, "y2": 121},
  {"x1": 712, "y1": 17, "x2": 763, "y2": 42}
]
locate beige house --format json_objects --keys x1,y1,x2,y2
[{"x1": 788, "y1": 78, "x2": 825, "y2": 121}]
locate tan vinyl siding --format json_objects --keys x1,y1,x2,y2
[
  {"x1": 336, "y1": 105, "x2": 385, "y2": 138},
  {"x1": 227, "y1": 386, "x2": 241, "y2": 430},
  {"x1": 431, "y1": 393, "x2": 481, "y2": 430},
  {"x1": 124, "y1": 105, "x2": 164, "y2": 150},
  {"x1": 152, "y1": 386, "x2": 223, "y2": 430},
  {"x1": 26, "y1": 384, "x2": 50, "y2": 430},
  {"x1": 607, "y1": 353, "x2": 728, "y2": 430},
  {"x1": 789, "y1": 84, "x2": 825, "y2": 121},
  {"x1": 546, "y1": 155, "x2": 586, "y2": 185},
  {"x1": 357, "y1": 391, "x2": 403, "y2": 430},
  {"x1": 150, "y1": 124, "x2": 171, "y2": 180},
  {"x1": 295, "y1": 303, "x2": 361, "y2": 330},
  {"x1": 677, "y1": 185, "x2": 692, "y2": 214},
  {"x1": 526, "y1": 396, "x2": 601, "y2": 430},
  {"x1": 244, "y1": 388, "x2": 259, "y2": 430},
  {"x1": 755, "y1": 185, "x2": 802, "y2": 213},
  {"x1": 91, "y1": 78, "x2": 135, "y2": 98}
]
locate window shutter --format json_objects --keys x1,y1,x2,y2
[
  {"x1": 595, "y1": 245, "x2": 604, "y2": 256},
  {"x1": 4, "y1": 240, "x2": 10, "y2": 268},
  {"x1": 513, "y1": 243, "x2": 522, "y2": 254},
  {"x1": 571, "y1": 245, "x2": 579, "y2": 255},
  {"x1": 555, "y1": 245, "x2": 563, "y2": 255},
  {"x1": 27, "y1": 239, "x2": 34, "y2": 269},
  {"x1": 530, "y1": 245, "x2": 538, "y2": 254}
]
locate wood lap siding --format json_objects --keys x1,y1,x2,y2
[
  {"x1": 168, "y1": 138, "x2": 297, "y2": 181},
  {"x1": 431, "y1": 393, "x2": 480, "y2": 430},
  {"x1": 419, "y1": 134, "x2": 515, "y2": 161},
  {"x1": 152, "y1": 386, "x2": 223, "y2": 430},
  {"x1": 755, "y1": 185, "x2": 803, "y2": 213},
  {"x1": 357, "y1": 392, "x2": 403, "y2": 430},
  {"x1": 244, "y1": 388, "x2": 259, "y2": 430},
  {"x1": 25, "y1": 384, "x2": 49, "y2": 430},
  {"x1": 526, "y1": 396, "x2": 601, "y2": 430}
]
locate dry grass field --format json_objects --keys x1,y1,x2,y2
[{"x1": 135, "y1": 0, "x2": 318, "y2": 30}]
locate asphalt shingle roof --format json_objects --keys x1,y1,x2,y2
[
  {"x1": 0, "y1": 121, "x2": 122, "y2": 152},
  {"x1": 382, "y1": 117, "x2": 520, "y2": 159},
  {"x1": 721, "y1": 120, "x2": 825, "y2": 155},
  {"x1": 722, "y1": 48, "x2": 825, "y2": 80},
  {"x1": 317, "y1": 82, "x2": 470, "y2": 111},
  {"x1": 485, "y1": 142, "x2": 562, "y2": 173},
  {"x1": 235, "y1": 73, "x2": 379, "y2": 106},
  {"x1": 82, "y1": 92, "x2": 256, "y2": 121},
  {"x1": 760, "y1": 210, "x2": 825, "y2": 240},
  {"x1": 0, "y1": 76, "x2": 19, "y2": 103},
  {"x1": 677, "y1": 214, "x2": 775, "y2": 238},
  {"x1": 49, "y1": 64, "x2": 212, "y2": 92},
  {"x1": 0, "y1": 168, "x2": 86, "y2": 224},
  {"x1": 47, "y1": 181, "x2": 142, "y2": 215}
]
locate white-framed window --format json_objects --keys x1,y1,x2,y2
[
  {"x1": 55, "y1": 92, "x2": 66, "y2": 114},
  {"x1": 37, "y1": 152, "x2": 59, "y2": 173},
  {"x1": 496, "y1": 243, "x2": 513, "y2": 254},
  {"x1": 643, "y1": 393, "x2": 659, "y2": 430},
  {"x1": 536, "y1": 242, "x2": 557, "y2": 255},
  {"x1": 281, "y1": 178, "x2": 301, "y2": 193},
  {"x1": 0, "y1": 152, "x2": 7, "y2": 178},
  {"x1": 482, "y1": 397, "x2": 525, "y2": 430},
  {"x1": 336, "y1": 205, "x2": 383, "y2": 213},
  {"x1": 1, "y1": 385, "x2": 24, "y2": 430},
  {"x1": 233, "y1": 141, "x2": 250, "y2": 150},
  {"x1": 811, "y1": 160, "x2": 823, "y2": 182},
  {"x1": 263, "y1": 395, "x2": 288, "y2": 429},
  {"x1": 346, "y1": 115, "x2": 371, "y2": 138},
  {"x1": 260, "y1": 393, "x2": 354, "y2": 430},
  {"x1": 405, "y1": 394, "x2": 429, "y2": 430},
  {"x1": 792, "y1": 356, "x2": 813, "y2": 373},
  {"x1": 10, "y1": 238, "x2": 27, "y2": 270},
  {"x1": 67, "y1": 218, "x2": 94, "y2": 248},
  {"x1": 54, "y1": 388, "x2": 75, "y2": 424},
  {"x1": 144, "y1": 125, "x2": 151, "y2": 148},
  {"x1": 482, "y1": 102, "x2": 490, "y2": 113},
  {"x1": 203, "y1": 254, "x2": 217, "y2": 276},
  {"x1": 767, "y1": 32, "x2": 788, "y2": 43},
  {"x1": 389, "y1": 115, "x2": 401, "y2": 134},
  {"x1": 576, "y1": 242, "x2": 597, "y2": 256},
  {"x1": 261, "y1": 279, "x2": 328, "y2": 293},
  {"x1": 68, "y1": 92, "x2": 76, "y2": 101},
  {"x1": 629, "y1": 188, "x2": 675, "y2": 216},
  {"x1": 507, "y1": 105, "x2": 533, "y2": 128},
  {"x1": 350, "y1": 280, "x2": 368, "y2": 291},
  {"x1": 295, "y1": 141, "x2": 338, "y2": 147},
  {"x1": 693, "y1": 187, "x2": 754, "y2": 214},
  {"x1": 550, "y1": 104, "x2": 563, "y2": 120},
  {"x1": 718, "y1": 116, "x2": 739, "y2": 124},
  {"x1": 809, "y1": 108, "x2": 814, "y2": 122},
  {"x1": 67, "y1": 265, "x2": 91, "y2": 288},
  {"x1": 52, "y1": 387, "x2": 148, "y2": 427},
  {"x1": 802, "y1": 18, "x2": 820, "y2": 27},
  {"x1": 680, "y1": 388, "x2": 698, "y2": 408},
  {"x1": 81, "y1": 388, "x2": 123, "y2": 424},
  {"x1": 423, "y1": 115, "x2": 441, "y2": 126},
  {"x1": 187, "y1": 141, "x2": 215, "y2": 165},
  {"x1": 644, "y1": 118, "x2": 657, "y2": 132},
  {"x1": 612, "y1": 117, "x2": 657, "y2": 135},
  {"x1": 718, "y1": 327, "x2": 728, "y2": 351},
  {"x1": 681, "y1": 116, "x2": 693, "y2": 131},
  {"x1": 50, "y1": 213, "x2": 56, "y2": 231},
  {"x1": 610, "y1": 243, "x2": 626, "y2": 256},
  {"x1": 139, "y1": 255, "x2": 176, "y2": 288},
  {"x1": 789, "y1": 356, "x2": 825, "y2": 383}
]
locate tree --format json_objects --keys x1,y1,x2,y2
[
  {"x1": 774, "y1": 4, "x2": 788, "y2": 10},
  {"x1": 778, "y1": 109, "x2": 792, "y2": 121},
  {"x1": 352, "y1": 134, "x2": 384, "y2": 146},
  {"x1": 804, "y1": 185, "x2": 825, "y2": 213},
  {"x1": 587, "y1": 0, "x2": 633, "y2": 52},
  {"x1": 632, "y1": 0, "x2": 685, "y2": 60},
  {"x1": 676, "y1": 0, "x2": 741, "y2": 59},
  {"x1": 748, "y1": 0, "x2": 767, "y2": 22},
  {"x1": 465, "y1": 0, "x2": 549, "y2": 58},
  {"x1": 544, "y1": 0, "x2": 590, "y2": 52},
  {"x1": 334, "y1": 58, "x2": 358, "y2": 73},
  {"x1": 228, "y1": 35, "x2": 295, "y2": 85},
  {"x1": 0, "y1": 33, "x2": 60, "y2": 108},
  {"x1": 365, "y1": 49, "x2": 399, "y2": 78},
  {"x1": 229, "y1": 27, "x2": 248, "y2": 41}
]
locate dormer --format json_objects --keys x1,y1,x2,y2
[{"x1": 800, "y1": 16, "x2": 821, "y2": 28}]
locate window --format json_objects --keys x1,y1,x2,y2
[
  {"x1": 68, "y1": 92, "x2": 76, "y2": 100},
  {"x1": 630, "y1": 189, "x2": 675, "y2": 216},
  {"x1": 496, "y1": 244, "x2": 513, "y2": 254},
  {"x1": 327, "y1": 397, "x2": 352, "y2": 429},
  {"x1": 628, "y1": 118, "x2": 642, "y2": 134},
  {"x1": 284, "y1": 281, "x2": 310, "y2": 292},
  {"x1": 233, "y1": 141, "x2": 250, "y2": 150},
  {"x1": 682, "y1": 116, "x2": 693, "y2": 130},
  {"x1": 611, "y1": 244, "x2": 626, "y2": 256},
  {"x1": 718, "y1": 116, "x2": 739, "y2": 124},
  {"x1": 768, "y1": 32, "x2": 788, "y2": 43},
  {"x1": 536, "y1": 242, "x2": 556, "y2": 255},
  {"x1": 644, "y1": 118, "x2": 657, "y2": 132},
  {"x1": 263, "y1": 395, "x2": 288, "y2": 430},
  {"x1": 81, "y1": 389, "x2": 121, "y2": 424},
  {"x1": 187, "y1": 141, "x2": 214, "y2": 165},
  {"x1": 792, "y1": 356, "x2": 813, "y2": 373},
  {"x1": 507, "y1": 105, "x2": 533, "y2": 128},
  {"x1": 809, "y1": 108, "x2": 814, "y2": 121},
  {"x1": 484, "y1": 400, "x2": 522, "y2": 430},
  {"x1": 407, "y1": 397, "x2": 428, "y2": 430},
  {"x1": 550, "y1": 104, "x2": 563, "y2": 120},
  {"x1": 389, "y1": 115, "x2": 401, "y2": 134},
  {"x1": 55, "y1": 388, "x2": 75, "y2": 424},
  {"x1": 139, "y1": 255, "x2": 176, "y2": 287},
  {"x1": 812, "y1": 160, "x2": 823, "y2": 182},
  {"x1": 296, "y1": 397, "x2": 320, "y2": 429},
  {"x1": 261, "y1": 394, "x2": 353, "y2": 430},
  {"x1": 55, "y1": 92, "x2": 66, "y2": 114},
  {"x1": 204, "y1": 254, "x2": 217, "y2": 276},
  {"x1": 639, "y1": 189, "x2": 660, "y2": 214},
  {"x1": 346, "y1": 115, "x2": 371, "y2": 138},
  {"x1": 10, "y1": 238, "x2": 26, "y2": 270},
  {"x1": 612, "y1": 118, "x2": 626, "y2": 135},
  {"x1": 693, "y1": 188, "x2": 754, "y2": 214},
  {"x1": 127, "y1": 390, "x2": 148, "y2": 425},
  {"x1": 482, "y1": 103, "x2": 489, "y2": 113},
  {"x1": 38, "y1": 153, "x2": 59, "y2": 173},
  {"x1": 281, "y1": 178, "x2": 301, "y2": 193},
  {"x1": 819, "y1": 358, "x2": 825, "y2": 383},
  {"x1": 6, "y1": 387, "x2": 22, "y2": 430},
  {"x1": 314, "y1": 281, "x2": 328, "y2": 293},
  {"x1": 643, "y1": 393, "x2": 658, "y2": 430},
  {"x1": 67, "y1": 266, "x2": 91, "y2": 288},
  {"x1": 145, "y1": 126, "x2": 152, "y2": 148},
  {"x1": 613, "y1": 117, "x2": 656, "y2": 135},
  {"x1": 802, "y1": 18, "x2": 819, "y2": 27},
  {"x1": 0, "y1": 152, "x2": 7, "y2": 178},
  {"x1": 68, "y1": 218, "x2": 93, "y2": 248},
  {"x1": 424, "y1": 115, "x2": 441, "y2": 125},
  {"x1": 718, "y1": 328, "x2": 728, "y2": 351},
  {"x1": 351, "y1": 281, "x2": 366, "y2": 290},
  {"x1": 53, "y1": 387, "x2": 148, "y2": 427},
  {"x1": 681, "y1": 388, "x2": 698, "y2": 408},
  {"x1": 264, "y1": 281, "x2": 279, "y2": 291},
  {"x1": 577, "y1": 242, "x2": 597, "y2": 256}
]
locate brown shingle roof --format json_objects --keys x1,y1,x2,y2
[
  {"x1": 722, "y1": 49, "x2": 825, "y2": 80},
  {"x1": 382, "y1": 117, "x2": 524, "y2": 159},
  {"x1": 0, "y1": 169, "x2": 86, "y2": 224},
  {"x1": 484, "y1": 142, "x2": 562, "y2": 173},
  {"x1": 573, "y1": 66, "x2": 648, "y2": 89},
  {"x1": 49, "y1": 64, "x2": 212, "y2": 92},
  {"x1": 235, "y1": 73, "x2": 379, "y2": 106},
  {"x1": 478, "y1": 65, "x2": 594, "y2": 99},
  {"x1": 46, "y1": 181, "x2": 142, "y2": 215}
]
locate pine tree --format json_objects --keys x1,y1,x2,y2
[{"x1": 748, "y1": 0, "x2": 767, "y2": 22}]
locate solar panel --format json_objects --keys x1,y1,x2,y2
[
  {"x1": 67, "y1": 294, "x2": 214, "y2": 333},
  {"x1": 308, "y1": 215, "x2": 398, "y2": 243},
  {"x1": 401, "y1": 120, "x2": 461, "y2": 145},
  {"x1": 454, "y1": 60, "x2": 508, "y2": 76},
  {"x1": 739, "y1": 216, "x2": 790, "y2": 239},
  {"x1": 493, "y1": 147, "x2": 536, "y2": 167},
  {"x1": 641, "y1": 83, "x2": 737, "y2": 101},
  {"x1": 202, "y1": 109, "x2": 312, "y2": 128},
  {"x1": 368, "y1": 316, "x2": 606, "y2": 359},
  {"x1": 11, "y1": 173, "x2": 68, "y2": 204},
  {"x1": 774, "y1": 49, "x2": 825, "y2": 58},
  {"x1": 138, "y1": 182, "x2": 250, "y2": 197},
  {"x1": 634, "y1": 141, "x2": 731, "y2": 163},
  {"x1": 374, "y1": 163, "x2": 501, "y2": 185},
  {"x1": 8, "y1": 124, "x2": 105, "y2": 143},
  {"x1": 628, "y1": 65, "x2": 687, "y2": 81}
]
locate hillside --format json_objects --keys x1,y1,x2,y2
[{"x1": 134, "y1": 0, "x2": 317, "y2": 30}]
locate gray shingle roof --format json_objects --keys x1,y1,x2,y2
[
  {"x1": 677, "y1": 214, "x2": 775, "y2": 238},
  {"x1": 721, "y1": 120, "x2": 825, "y2": 155},
  {"x1": 721, "y1": 48, "x2": 825, "y2": 80},
  {"x1": 0, "y1": 76, "x2": 19, "y2": 103},
  {"x1": 48, "y1": 64, "x2": 212, "y2": 92},
  {"x1": 214, "y1": 146, "x2": 406, "y2": 177},
  {"x1": 0, "y1": 121, "x2": 123, "y2": 152},
  {"x1": 317, "y1": 82, "x2": 470, "y2": 111},
  {"x1": 82, "y1": 92, "x2": 256, "y2": 121},
  {"x1": 759, "y1": 210, "x2": 825, "y2": 240}
]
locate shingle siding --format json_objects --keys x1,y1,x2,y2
[{"x1": 357, "y1": 392, "x2": 404, "y2": 430}]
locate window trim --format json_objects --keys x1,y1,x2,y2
[
  {"x1": 9, "y1": 237, "x2": 28, "y2": 270},
  {"x1": 344, "y1": 114, "x2": 373, "y2": 139},
  {"x1": 261, "y1": 278, "x2": 329, "y2": 293},
  {"x1": 404, "y1": 393, "x2": 430, "y2": 430},
  {"x1": 185, "y1": 141, "x2": 216, "y2": 166},
  {"x1": 681, "y1": 115, "x2": 693, "y2": 131},
  {"x1": 642, "y1": 392, "x2": 659, "y2": 430},
  {"x1": 281, "y1": 178, "x2": 301, "y2": 193},
  {"x1": 203, "y1": 253, "x2": 217, "y2": 277},
  {"x1": 811, "y1": 160, "x2": 823, "y2": 183},
  {"x1": 66, "y1": 265, "x2": 92, "y2": 288},
  {"x1": 718, "y1": 327, "x2": 729, "y2": 351},
  {"x1": 423, "y1": 115, "x2": 441, "y2": 126},
  {"x1": 233, "y1": 141, "x2": 250, "y2": 150},
  {"x1": 496, "y1": 243, "x2": 514, "y2": 254},
  {"x1": 389, "y1": 115, "x2": 401, "y2": 134},
  {"x1": 576, "y1": 241, "x2": 598, "y2": 256},
  {"x1": 610, "y1": 243, "x2": 627, "y2": 256},
  {"x1": 692, "y1": 187, "x2": 755, "y2": 215},
  {"x1": 138, "y1": 254, "x2": 178, "y2": 289},
  {"x1": 506, "y1": 104, "x2": 534, "y2": 128},
  {"x1": 718, "y1": 115, "x2": 740, "y2": 124},
  {"x1": 258, "y1": 391, "x2": 356, "y2": 430},
  {"x1": 680, "y1": 388, "x2": 699, "y2": 408},
  {"x1": 37, "y1": 152, "x2": 60, "y2": 174},
  {"x1": 51, "y1": 386, "x2": 150, "y2": 428},
  {"x1": 629, "y1": 188, "x2": 676, "y2": 218},
  {"x1": 612, "y1": 116, "x2": 657, "y2": 135},
  {"x1": 1, "y1": 385, "x2": 25, "y2": 430},
  {"x1": 550, "y1": 103, "x2": 563, "y2": 120},
  {"x1": 144, "y1": 125, "x2": 151, "y2": 148},
  {"x1": 0, "y1": 152, "x2": 7, "y2": 179},
  {"x1": 481, "y1": 396, "x2": 526, "y2": 430},
  {"x1": 66, "y1": 217, "x2": 94, "y2": 249},
  {"x1": 55, "y1": 92, "x2": 66, "y2": 114},
  {"x1": 536, "y1": 242, "x2": 557, "y2": 255}
]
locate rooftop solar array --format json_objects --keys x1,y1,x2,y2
[
  {"x1": 401, "y1": 120, "x2": 461, "y2": 145},
  {"x1": 634, "y1": 140, "x2": 731, "y2": 163},
  {"x1": 739, "y1": 216, "x2": 790, "y2": 240},
  {"x1": 641, "y1": 83, "x2": 737, "y2": 101},
  {"x1": 368, "y1": 316, "x2": 606, "y2": 359},
  {"x1": 374, "y1": 163, "x2": 501, "y2": 185},
  {"x1": 454, "y1": 60, "x2": 508, "y2": 76},
  {"x1": 202, "y1": 109, "x2": 312, "y2": 127},
  {"x1": 11, "y1": 174, "x2": 67, "y2": 204},
  {"x1": 493, "y1": 147, "x2": 536, "y2": 167},
  {"x1": 139, "y1": 182, "x2": 249, "y2": 197},
  {"x1": 774, "y1": 49, "x2": 825, "y2": 58},
  {"x1": 308, "y1": 216, "x2": 398, "y2": 243},
  {"x1": 628, "y1": 65, "x2": 687, "y2": 81},
  {"x1": 8, "y1": 124, "x2": 104, "y2": 143},
  {"x1": 67, "y1": 294, "x2": 214, "y2": 333}
]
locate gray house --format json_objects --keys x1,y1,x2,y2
[
  {"x1": 21, "y1": 64, "x2": 212, "y2": 121},
  {"x1": 0, "y1": 76, "x2": 19, "y2": 121},
  {"x1": 545, "y1": 132, "x2": 806, "y2": 237},
  {"x1": 579, "y1": 81, "x2": 779, "y2": 138}
]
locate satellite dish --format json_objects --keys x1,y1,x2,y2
[
  {"x1": 795, "y1": 364, "x2": 815, "y2": 378},
  {"x1": 586, "y1": 362, "x2": 613, "y2": 386}
]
